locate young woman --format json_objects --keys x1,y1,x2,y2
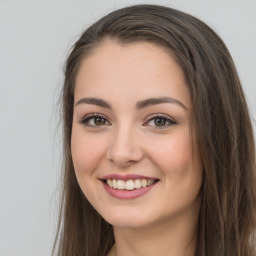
[{"x1": 53, "y1": 4, "x2": 256, "y2": 256}]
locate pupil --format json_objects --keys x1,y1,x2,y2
[
  {"x1": 95, "y1": 117, "x2": 105, "y2": 125},
  {"x1": 155, "y1": 118, "x2": 166, "y2": 126}
]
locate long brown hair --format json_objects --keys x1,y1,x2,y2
[{"x1": 53, "y1": 4, "x2": 256, "y2": 256}]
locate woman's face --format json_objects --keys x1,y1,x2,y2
[{"x1": 71, "y1": 39, "x2": 203, "y2": 229}]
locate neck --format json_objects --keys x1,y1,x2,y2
[{"x1": 109, "y1": 203, "x2": 199, "y2": 256}]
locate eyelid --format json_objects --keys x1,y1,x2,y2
[
  {"x1": 80, "y1": 113, "x2": 111, "y2": 127},
  {"x1": 79, "y1": 112, "x2": 176, "y2": 128},
  {"x1": 143, "y1": 113, "x2": 176, "y2": 128}
]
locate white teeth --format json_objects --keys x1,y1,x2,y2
[
  {"x1": 112, "y1": 179, "x2": 117, "y2": 189},
  {"x1": 134, "y1": 179, "x2": 141, "y2": 189},
  {"x1": 106, "y1": 178, "x2": 156, "y2": 190},
  {"x1": 141, "y1": 179, "x2": 147, "y2": 188},
  {"x1": 117, "y1": 180, "x2": 126, "y2": 189},
  {"x1": 107, "y1": 179, "x2": 112, "y2": 187},
  {"x1": 126, "y1": 180, "x2": 135, "y2": 190}
]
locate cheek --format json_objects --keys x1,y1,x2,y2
[
  {"x1": 151, "y1": 135, "x2": 192, "y2": 173},
  {"x1": 149, "y1": 131, "x2": 203, "y2": 211},
  {"x1": 147, "y1": 129, "x2": 202, "y2": 187},
  {"x1": 71, "y1": 127, "x2": 106, "y2": 176}
]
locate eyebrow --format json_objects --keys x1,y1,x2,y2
[
  {"x1": 75, "y1": 97, "x2": 112, "y2": 109},
  {"x1": 75, "y1": 96, "x2": 188, "y2": 110},
  {"x1": 136, "y1": 97, "x2": 188, "y2": 110}
]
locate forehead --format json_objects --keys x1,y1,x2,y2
[
  {"x1": 80, "y1": 38, "x2": 175, "y2": 70},
  {"x1": 74, "y1": 38, "x2": 190, "y2": 108}
]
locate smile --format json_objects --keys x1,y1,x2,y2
[
  {"x1": 101, "y1": 175, "x2": 159, "y2": 199},
  {"x1": 106, "y1": 178, "x2": 156, "y2": 190}
]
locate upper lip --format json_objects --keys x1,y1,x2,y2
[{"x1": 101, "y1": 174, "x2": 159, "y2": 181}]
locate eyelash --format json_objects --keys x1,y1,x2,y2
[
  {"x1": 80, "y1": 113, "x2": 176, "y2": 129},
  {"x1": 80, "y1": 113, "x2": 110, "y2": 127},
  {"x1": 144, "y1": 114, "x2": 176, "y2": 129}
]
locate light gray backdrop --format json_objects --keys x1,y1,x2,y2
[{"x1": 0, "y1": 1, "x2": 255, "y2": 255}]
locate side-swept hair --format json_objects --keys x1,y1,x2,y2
[{"x1": 53, "y1": 4, "x2": 256, "y2": 256}]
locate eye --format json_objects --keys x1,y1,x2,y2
[
  {"x1": 80, "y1": 113, "x2": 110, "y2": 127},
  {"x1": 144, "y1": 115, "x2": 176, "y2": 128}
]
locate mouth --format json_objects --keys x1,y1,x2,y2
[
  {"x1": 100, "y1": 175, "x2": 159, "y2": 199},
  {"x1": 104, "y1": 178, "x2": 158, "y2": 191}
]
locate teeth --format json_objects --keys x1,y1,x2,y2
[
  {"x1": 107, "y1": 179, "x2": 112, "y2": 187},
  {"x1": 126, "y1": 180, "x2": 134, "y2": 190},
  {"x1": 141, "y1": 179, "x2": 147, "y2": 188},
  {"x1": 106, "y1": 178, "x2": 156, "y2": 190},
  {"x1": 117, "y1": 180, "x2": 126, "y2": 189},
  {"x1": 134, "y1": 179, "x2": 141, "y2": 189},
  {"x1": 112, "y1": 179, "x2": 118, "y2": 189},
  {"x1": 148, "y1": 180, "x2": 153, "y2": 185}
]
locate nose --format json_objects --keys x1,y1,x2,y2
[{"x1": 106, "y1": 124, "x2": 144, "y2": 168}]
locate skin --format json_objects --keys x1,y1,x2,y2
[{"x1": 71, "y1": 38, "x2": 203, "y2": 256}]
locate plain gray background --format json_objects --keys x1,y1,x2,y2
[{"x1": 0, "y1": 1, "x2": 255, "y2": 255}]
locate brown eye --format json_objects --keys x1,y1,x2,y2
[
  {"x1": 144, "y1": 115, "x2": 176, "y2": 129},
  {"x1": 154, "y1": 118, "x2": 167, "y2": 126},
  {"x1": 80, "y1": 114, "x2": 110, "y2": 127},
  {"x1": 94, "y1": 117, "x2": 106, "y2": 125}
]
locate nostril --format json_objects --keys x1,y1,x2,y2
[{"x1": 106, "y1": 136, "x2": 144, "y2": 166}]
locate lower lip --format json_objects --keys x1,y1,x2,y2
[{"x1": 102, "y1": 181, "x2": 157, "y2": 199}]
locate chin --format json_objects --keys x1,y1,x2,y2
[
  {"x1": 100, "y1": 208, "x2": 156, "y2": 229},
  {"x1": 107, "y1": 217, "x2": 149, "y2": 229}
]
